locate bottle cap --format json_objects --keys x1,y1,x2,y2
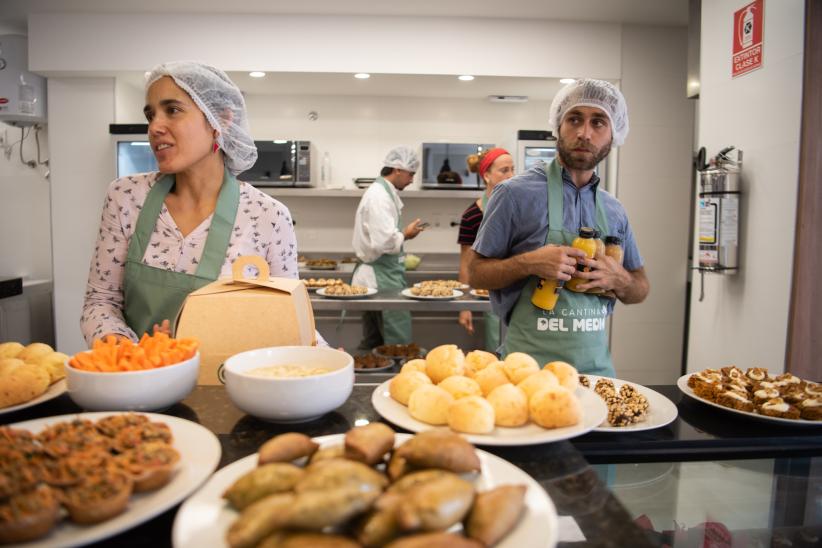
[
  {"x1": 604, "y1": 236, "x2": 623, "y2": 246},
  {"x1": 579, "y1": 227, "x2": 595, "y2": 238}
]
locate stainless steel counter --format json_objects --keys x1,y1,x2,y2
[{"x1": 309, "y1": 288, "x2": 491, "y2": 312}]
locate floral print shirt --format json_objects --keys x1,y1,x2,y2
[{"x1": 81, "y1": 172, "x2": 298, "y2": 344}]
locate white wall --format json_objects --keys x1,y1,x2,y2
[
  {"x1": 0, "y1": 122, "x2": 52, "y2": 280},
  {"x1": 48, "y1": 78, "x2": 116, "y2": 354},
  {"x1": 686, "y1": 0, "x2": 805, "y2": 374},
  {"x1": 613, "y1": 25, "x2": 694, "y2": 384},
  {"x1": 30, "y1": 14, "x2": 622, "y2": 80}
]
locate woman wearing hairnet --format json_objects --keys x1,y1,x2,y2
[
  {"x1": 351, "y1": 146, "x2": 426, "y2": 348},
  {"x1": 80, "y1": 61, "x2": 300, "y2": 343},
  {"x1": 467, "y1": 79, "x2": 649, "y2": 376}
]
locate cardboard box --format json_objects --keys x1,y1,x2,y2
[{"x1": 175, "y1": 256, "x2": 316, "y2": 385}]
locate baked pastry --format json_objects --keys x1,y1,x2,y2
[
  {"x1": 0, "y1": 342, "x2": 24, "y2": 359},
  {"x1": 464, "y1": 485, "x2": 526, "y2": 546},
  {"x1": 400, "y1": 359, "x2": 428, "y2": 374},
  {"x1": 715, "y1": 389, "x2": 754, "y2": 412},
  {"x1": 799, "y1": 398, "x2": 822, "y2": 420},
  {"x1": 745, "y1": 367, "x2": 770, "y2": 382},
  {"x1": 438, "y1": 376, "x2": 482, "y2": 400},
  {"x1": 753, "y1": 387, "x2": 780, "y2": 405},
  {"x1": 473, "y1": 363, "x2": 510, "y2": 397},
  {"x1": 389, "y1": 371, "x2": 432, "y2": 406},
  {"x1": 545, "y1": 361, "x2": 579, "y2": 391},
  {"x1": 447, "y1": 396, "x2": 495, "y2": 434},
  {"x1": 528, "y1": 386, "x2": 581, "y2": 429},
  {"x1": 758, "y1": 397, "x2": 801, "y2": 419},
  {"x1": 486, "y1": 384, "x2": 529, "y2": 427},
  {"x1": 408, "y1": 385, "x2": 454, "y2": 425},
  {"x1": 463, "y1": 350, "x2": 497, "y2": 378},
  {"x1": 425, "y1": 345, "x2": 465, "y2": 384},
  {"x1": 345, "y1": 422, "x2": 395, "y2": 465},
  {"x1": 502, "y1": 353, "x2": 540, "y2": 384},
  {"x1": 578, "y1": 375, "x2": 590, "y2": 388},
  {"x1": 517, "y1": 370, "x2": 560, "y2": 400}
]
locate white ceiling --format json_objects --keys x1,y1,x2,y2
[
  {"x1": 1, "y1": 0, "x2": 689, "y2": 31},
  {"x1": 7, "y1": 0, "x2": 686, "y2": 100}
]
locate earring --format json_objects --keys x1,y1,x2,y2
[{"x1": 213, "y1": 142, "x2": 219, "y2": 153}]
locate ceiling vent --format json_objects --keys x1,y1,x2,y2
[{"x1": 487, "y1": 95, "x2": 528, "y2": 103}]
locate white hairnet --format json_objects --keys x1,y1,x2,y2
[
  {"x1": 383, "y1": 146, "x2": 420, "y2": 172},
  {"x1": 146, "y1": 61, "x2": 257, "y2": 175},
  {"x1": 548, "y1": 79, "x2": 630, "y2": 147}
]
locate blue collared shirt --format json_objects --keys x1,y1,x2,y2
[{"x1": 472, "y1": 162, "x2": 643, "y2": 324}]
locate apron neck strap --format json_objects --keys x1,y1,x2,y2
[
  {"x1": 377, "y1": 177, "x2": 401, "y2": 228},
  {"x1": 546, "y1": 159, "x2": 565, "y2": 232},
  {"x1": 126, "y1": 169, "x2": 241, "y2": 279}
]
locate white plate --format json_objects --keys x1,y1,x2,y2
[
  {"x1": 580, "y1": 375, "x2": 678, "y2": 432},
  {"x1": 371, "y1": 380, "x2": 606, "y2": 446},
  {"x1": 8, "y1": 411, "x2": 221, "y2": 548},
  {"x1": 401, "y1": 288, "x2": 464, "y2": 301},
  {"x1": 0, "y1": 378, "x2": 67, "y2": 416},
  {"x1": 172, "y1": 433, "x2": 558, "y2": 548},
  {"x1": 413, "y1": 281, "x2": 470, "y2": 290},
  {"x1": 316, "y1": 287, "x2": 378, "y2": 299},
  {"x1": 676, "y1": 374, "x2": 822, "y2": 427},
  {"x1": 469, "y1": 289, "x2": 490, "y2": 299}
]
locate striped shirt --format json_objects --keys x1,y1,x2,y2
[{"x1": 457, "y1": 200, "x2": 483, "y2": 246}]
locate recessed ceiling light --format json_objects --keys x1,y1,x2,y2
[
  {"x1": 249, "y1": 71, "x2": 266, "y2": 78},
  {"x1": 560, "y1": 78, "x2": 576, "y2": 84},
  {"x1": 354, "y1": 73, "x2": 371, "y2": 79},
  {"x1": 458, "y1": 75, "x2": 475, "y2": 81}
]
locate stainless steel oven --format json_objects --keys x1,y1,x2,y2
[{"x1": 239, "y1": 140, "x2": 313, "y2": 187}]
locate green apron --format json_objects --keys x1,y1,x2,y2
[
  {"x1": 123, "y1": 169, "x2": 240, "y2": 338},
  {"x1": 479, "y1": 192, "x2": 501, "y2": 352},
  {"x1": 502, "y1": 159, "x2": 614, "y2": 376},
  {"x1": 364, "y1": 177, "x2": 412, "y2": 344}
]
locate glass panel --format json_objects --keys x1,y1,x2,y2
[
  {"x1": 117, "y1": 141, "x2": 157, "y2": 178},
  {"x1": 421, "y1": 143, "x2": 494, "y2": 187},
  {"x1": 607, "y1": 458, "x2": 822, "y2": 546}
]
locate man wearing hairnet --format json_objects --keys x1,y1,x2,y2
[
  {"x1": 467, "y1": 79, "x2": 649, "y2": 376},
  {"x1": 81, "y1": 61, "x2": 307, "y2": 344},
  {"x1": 352, "y1": 146, "x2": 426, "y2": 348}
]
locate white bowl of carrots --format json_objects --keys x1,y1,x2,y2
[{"x1": 66, "y1": 333, "x2": 200, "y2": 411}]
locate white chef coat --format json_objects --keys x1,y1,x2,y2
[{"x1": 351, "y1": 179, "x2": 406, "y2": 288}]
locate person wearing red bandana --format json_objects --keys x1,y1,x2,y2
[{"x1": 457, "y1": 148, "x2": 514, "y2": 352}]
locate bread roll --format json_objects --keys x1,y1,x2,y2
[
  {"x1": 464, "y1": 350, "x2": 497, "y2": 378},
  {"x1": 0, "y1": 358, "x2": 25, "y2": 375},
  {"x1": 517, "y1": 370, "x2": 560, "y2": 400},
  {"x1": 437, "y1": 376, "x2": 482, "y2": 400},
  {"x1": 17, "y1": 343, "x2": 54, "y2": 362},
  {"x1": 0, "y1": 362, "x2": 50, "y2": 408},
  {"x1": 486, "y1": 384, "x2": 529, "y2": 427},
  {"x1": 447, "y1": 396, "x2": 495, "y2": 434},
  {"x1": 31, "y1": 352, "x2": 69, "y2": 383},
  {"x1": 0, "y1": 342, "x2": 24, "y2": 359},
  {"x1": 390, "y1": 371, "x2": 433, "y2": 405},
  {"x1": 425, "y1": 345, "x2": 465, "y2": 384},
  {"x1": 545, "y1": 361, "x2": 579, "y2": 391},
  {"x1": 502, "y1": 353, "x2": 540, "y2": 384},
  {"x1": 408, "y1": 385, "x2": 454, "y2": 425},
  {"x1": 529, "y1": 386, "x2": 581, "y2": 429},
  {"x1": 401, "y1": 359, "x2": 428, "y2": 375},
  {"x1": 474, "y1": 362, "x2": 510, "y2": 396}
]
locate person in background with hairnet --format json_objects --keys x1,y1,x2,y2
[
  {"x1": 467, "y1": 79, "x2": 649, "y2": 376},
  {"x1": 81, "y1": 61, "x2": 305, "y2": 344},
  {"x1": 352, "y1": 146, "x2": 426, "y2": 349}
]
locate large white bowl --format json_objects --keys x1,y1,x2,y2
[
  {"x1": 223, "y1": 346, "x2": 354, "y2": 423},
  {"x1": 66, "y1": 352, "x2": 200, "y2": 411}
]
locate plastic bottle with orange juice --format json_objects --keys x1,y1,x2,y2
[
  {"x1": 565, "y1": 227, "x2": 598, "y2": 293},
  {"x1": 531, "y1": 276, "x2": 563, "y2": 311}
]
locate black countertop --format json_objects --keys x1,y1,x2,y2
[{"x1": 4, "y1": 382, "x2": 822, "y2": 547}]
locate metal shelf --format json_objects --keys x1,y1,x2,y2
[{"x1": 260, "y1": 188, "x2": 483, "y2": 199}]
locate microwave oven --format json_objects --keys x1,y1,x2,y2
[
  {"x1": 239, "y1": 140, "x2": 312, "y2": 187},
  {"x1": 421, "y1": 142, "x2": 494, "y2": 189}
]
